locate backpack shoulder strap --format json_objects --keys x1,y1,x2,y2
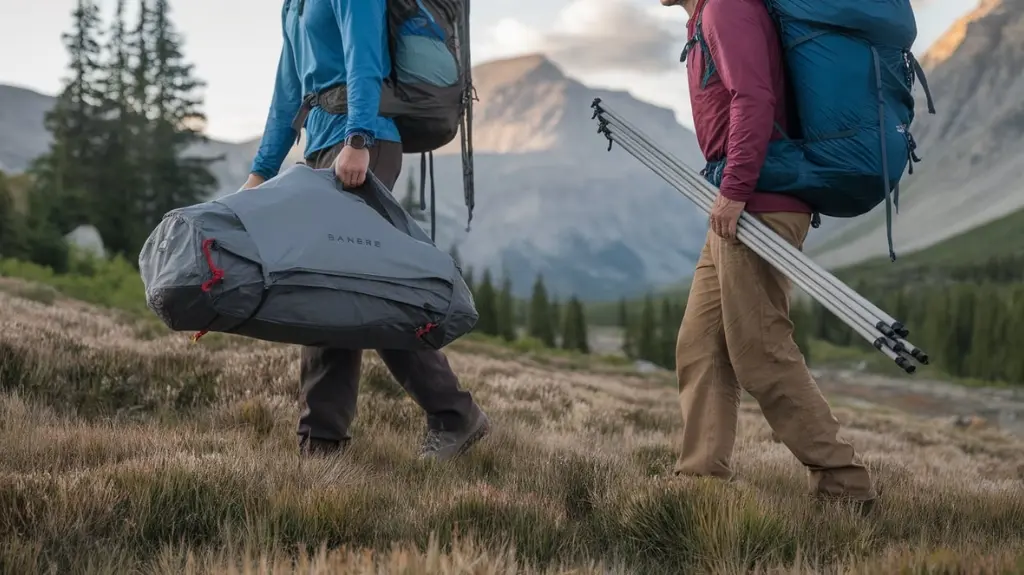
[{"x1": 679, "y1": 1, "x2": 717, "y2": 89}]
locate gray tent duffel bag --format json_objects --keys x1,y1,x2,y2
[{"x1": 138, "y1": 164, "x2": 478, "y2": 349}]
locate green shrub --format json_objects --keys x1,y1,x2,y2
[{"x1": 0, "y1": 249, "x2": 146, "y2": 314}]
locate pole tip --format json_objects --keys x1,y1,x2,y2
[
  {"x1": 892, "y1": 322, "x2": 908, "y2": 338},
  {"x1": 895, "y1": 356, "x2": 915, "y2": 374}
]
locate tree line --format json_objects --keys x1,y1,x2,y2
[
  {"x1": 608, "y1": 293, "x2": 684, "y2": 369},
  {"x1": 0, "y1": 0, "x2": 216, "y2": 271},
  {"x1": 798, "y1": 281, "x2": 1024, "y2": 385},
  {"x1": 454, "y1": 253, "x2": 591, "y2": 354},
  {"x1": 835, "y1": 253, "x2": 1024, "y2": 295},
  {"x1": 610, "y1": 277, "x2": 1024, "y2": 386}
]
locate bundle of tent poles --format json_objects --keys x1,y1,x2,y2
[{"x1": 590, "y1": 98, "x2": 929, "y2": 374}]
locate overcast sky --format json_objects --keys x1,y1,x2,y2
[{"x1": 0, "y1": 0, "x2": 972, "y2": 143}]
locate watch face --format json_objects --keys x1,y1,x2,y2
[{"x1": 348, "y1": 134, "x2": 366, "y2": 148}]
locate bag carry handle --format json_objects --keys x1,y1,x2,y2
[{"x1": 308, "y1": 167, "x2": 435, "y2": 246}]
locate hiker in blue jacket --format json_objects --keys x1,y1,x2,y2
[{"x1": 242, "y1": 0, "x2": 491, "y2": 460}]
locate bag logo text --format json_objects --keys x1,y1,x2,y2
[{"x1": 327, "y1": 234, "x2": 381, "y2": 248}]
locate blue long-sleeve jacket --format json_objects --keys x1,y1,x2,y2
[{"x1": 250, "y1": 0, "x2": 401, "y2": 180}]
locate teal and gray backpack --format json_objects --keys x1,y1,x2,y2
[
  {"x1": 293, "y1": 0, "x2": 476, "y2": 242},
  {"x1": 682, "y1": 0, "x2": 936, "y2": 260},
  {"x1": 385, "y1": 0, "x2": 476, "y2": 242}
]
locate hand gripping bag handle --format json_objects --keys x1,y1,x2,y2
[{"x1": 311, "y1": 168, "x2": 435, "y2": 245}]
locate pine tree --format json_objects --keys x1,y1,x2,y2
[
  {"x1": 791, "y1": 300, "x2": 813, "y2": 364},
  {"x1": 497, "y1": 274, "x2": 516, "y2": 341},
  {"x1": 515, "y1": 297, "x2": 530, "y2": 328},
  {"x1": 618, "y1": 297, "x2": 633, "y2": 358},
  {"x1": 474, "y1": 269, "x2": 499, "y2": 336},
  {"x1": 561, "y1": 296, "x2": 590, "y2": 354},
  {"x1": 31, "y1": 0, "x2": 105, "y2": 237},
  {"x1": 400, "y1": 172, "x2": 427, "y2": 222},
  {"x1": 91, "y1": 0, "x2": 145, "y2": 258},
  {"x1": 576, "y1": 297, "x2": 590, "y2": 354},
  {"x1": 948, "y1": 284, "x2": 976, "y2": 377},
  {"x1": 463, "y1": 266, "x2": 475, "y2": 294},
  {"x1": 1006, "y1": 287, "x2": 1024, "y2": 384},
  {"x1": 965, "y1": 285, "x2": 1006, "y2": 381},
  {"x1": 0, "y1": 172, "x2": 28, "y2": 260},
  {"x1": 886, "y1": 288, "x2": 909, "y2": 331},
  {"x1": 143, "y1": 0, "x2": 219, "y2": 242},
  {"x1": 921, "y1": 287, "x2": 956, "y2": 376},
  {"x1": 637, "y1": 293, "x2": 658, "y2": 363},
  {"x1": 527, "y1": 275, "x2": 556, "y2": 347},
  {"x1": 657, "y1": 297, "x2": 677, "y2": 369},
  {"x1": 550, "y1": 297, "x2": 562, "y2": 345}
]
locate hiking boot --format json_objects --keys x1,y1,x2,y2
[
  {"x1": 299, "y1": 435, "x2": 350, "y2": 457},
  {"x1": 814, "y1": 486, "x2": 880, "y2": 517},
  {"x1": 418, "y1": 407, "x2": 491, "y2": 461}
]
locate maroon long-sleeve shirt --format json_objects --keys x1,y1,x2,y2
[{"x1": 686, "y1": 0, "x2": 810, "y2": 214}]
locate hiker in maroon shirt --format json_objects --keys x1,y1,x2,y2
[{"x1": 664, "y1": 0, "x2": 877, "y2": 510}]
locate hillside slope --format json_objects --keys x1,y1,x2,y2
[
  {"x1": 808, "y1": 0, "x2": 1024, "y2": 267},
  {"x1": 1, "y1": 281, "x2": 1022, "y2": 572},
  {"x1": 835, "y1": 203, "x2": 1024, "y2": 288}
]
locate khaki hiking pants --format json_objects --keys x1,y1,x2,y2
[{"x1": 674, "y1": 212, "x2": 875, "y2": 500}]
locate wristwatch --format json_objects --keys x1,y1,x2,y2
[{"x1": 345, "y1": 132, "x2": 374, "y2": 149}]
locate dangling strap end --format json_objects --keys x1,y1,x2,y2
[{"x1": 418, "y1": 153, "x2": 427, "y2": 211}]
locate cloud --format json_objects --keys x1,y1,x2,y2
[{"x1": 476, "y1": 0, "x2": 689, "y2": 75}]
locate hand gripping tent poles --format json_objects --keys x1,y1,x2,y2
[{"x1": 590, "y1": 99, "x2": 929, "y2": 374}]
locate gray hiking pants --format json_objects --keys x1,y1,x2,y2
[{"x1": 297, "y1": 140, "x2": 477, "y2": 444}]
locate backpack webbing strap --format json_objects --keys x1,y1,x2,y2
[
  {"x1": 907, "y1": 52, "x2": 935, "y2": 114},
  {"x1": 418, "y1": 152, "x2": 437, "y2": 242},
  {"x1": 460, "y1": 0, "x2": 476, "y2": 234},
  {"x1": 870, "y1": 47, "x2": 896, "y2": 262}
]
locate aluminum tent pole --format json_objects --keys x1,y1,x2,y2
[
  {"x1": 602, "y1": 128, "x2": 917, "y2": 372},
  {"x1": 599, "y1": 116, "x2": 928, "y2": 364},
  {"x1": 592, "y1": 98, "x2": 915, "y2": 341}
]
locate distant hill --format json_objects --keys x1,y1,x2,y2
[{"x1": 0, "y1": 84, "x2": 55, "y2": 173}]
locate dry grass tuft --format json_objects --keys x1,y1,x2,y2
[{"x1": 0, "y1": 282, "x2": 1022, "y2": 574}]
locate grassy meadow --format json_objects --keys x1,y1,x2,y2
[{"x1": 0, "y1": 277, "x2": 1023, "y2": 574}]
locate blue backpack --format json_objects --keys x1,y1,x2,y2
[{"x1": 683, "y1": 0, "x2": 936, "y2": 260}]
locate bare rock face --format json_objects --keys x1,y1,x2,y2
[{"x1": 401, "y1": 54, "x2": 710, "y2": 299}]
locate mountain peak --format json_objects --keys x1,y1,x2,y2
[
  {"x1": 472, "y1": 53, "x2": 566, "y2": 86},
  {"x1": 920, "y1": 0, "x2": 1006, "y2": 69}
]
